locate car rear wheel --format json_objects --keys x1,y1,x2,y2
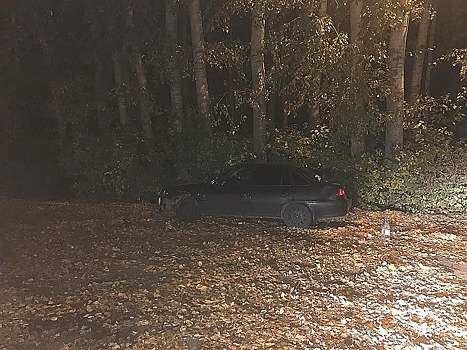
[
  {"x1": 176, "y1": 197, "x2": 200, "y2": 222},
  {"x1": 282, "y1": 203, "x2": 313, "y2": 228}
]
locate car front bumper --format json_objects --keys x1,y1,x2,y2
[{"x1": 157, "y1": 192, "x2": 192, "y2": 215}]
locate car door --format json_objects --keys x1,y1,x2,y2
[
  {"x1": 202, "y1": 166, "x2": 252, "y2": 216},
  {"x1": 249, "y1": 165, "x2": 293, "y2": 218}
]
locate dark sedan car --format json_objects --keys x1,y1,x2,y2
[{"x1": 157, "y1": 163, "x2": 350, "y2": 228}]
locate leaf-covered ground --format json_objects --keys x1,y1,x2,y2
[{"x1": 0, "y1": 198, "x2": 466, "y2": 350}]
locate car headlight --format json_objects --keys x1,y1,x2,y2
[{"x1": 157, "y1": 190, "x2": 168, "y2": 205}]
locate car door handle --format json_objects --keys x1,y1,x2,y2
[{"x1": 281, "y1": 192, "x2": 289, "y2": 196}]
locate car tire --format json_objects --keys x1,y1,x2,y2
[
  {"x1": 282, "y1": 203, "x2": 313, "y2": 228},
  {"x1": 176, "y1": 197, "x2": 201, "y2": 222}
]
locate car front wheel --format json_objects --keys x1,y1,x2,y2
[
  {"x1": 282, "y1": 203, "x2": 313, "y2": 228},
  {"x1": 176, "y1": 197, "x2": 201, "y2": 222}
]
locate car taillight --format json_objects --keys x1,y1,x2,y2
[{"x1": 337, "y1": 188, "x2": 346, "y2": 197}]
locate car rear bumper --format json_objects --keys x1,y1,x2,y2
[{"x1": 305, "y1": 199, "x2": 350, "y2": 219}]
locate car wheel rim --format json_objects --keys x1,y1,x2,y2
[
  {"x1": 284, "y1": 206, "x2": 310, "y2": 227},
  {"x1": 291, "y1": 209, "x2": 305, "y2": 226}
]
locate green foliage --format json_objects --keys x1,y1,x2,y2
[
  {"x1": 355, "y1": 133, "x2": 467, "y2": 214},
  {"x1": 262, "y1": 125, "x2": 466, "y2": 214},
  {"x1": 2, "y1": 0, "x2": 467, "y2": 216},
  {"x1": 57, "y1": 115, "x2": 252, "y2": 200},
  {"x1": 442, "y1": 49, "x2": 467, "y2": 80},
  {"x1": 266, "y1": 6, "x2": 348, "y2": 118},
  {"x1": 266, "y1": 126, "x2": 344, "y2": 168},
  {"x1": 59, "y1": 129, "x2": 162, "y2": 201},
  {"x1": 173, "y1": 118, "x2": 251, "y2": 184}
]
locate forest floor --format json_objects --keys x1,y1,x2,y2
[{"x1": 0, "y1": 198, "x2": 466, "y2": 350}]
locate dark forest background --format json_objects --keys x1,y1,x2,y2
[{"x1": 0, "y1": 0, "x2": 466, "y2": 213}]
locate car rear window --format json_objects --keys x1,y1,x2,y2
[{"x1": 291, "y1": 169, "x2": 310, "y2": 186}]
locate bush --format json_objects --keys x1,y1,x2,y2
[
  {"x1": 264, "y1": 125, "x2": 467, "y2": 214},
  {"x1": 58, "y1": 115, "x2": 466, "y2": 214},
  {"x1": 59, "y1": 129, "x2": 162, "y2": 201},
  {"x1": 355, "y1": 133, "x2": 467, "y2": 214},
  {"x1": 266, "y1": 126, "x2": 346, "y2": 169},
  {"x1": 173, "y1": 118, "x2": 250, "y2": 184}
]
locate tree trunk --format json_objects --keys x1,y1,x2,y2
[
  {"x1": 187, "y1": 0, "x2": 210, "y2": 123},
  {"x1": 165, "y1": 0, "x2": 183, "y2": 132},
  {"x1": 108, "y1": 0, "x2": 129, "y2": 126},
  {"x1": 424, "y1": 0, "x2": 438, "y2": 95},
  {"x1": 307, "y1": 104, "x2": 319, "y2": 128},
  {"x1": 267, "y1": 93, "x2": 276, "y2": 133},
  {"x1": 95, "y1": 59, "x2": 108, "y2": 133},
  {"x1": 126, "y1": 7, "x2": 154, "y2": 144},
  {"x1": 350, "y1": 0, "x2": 363, "y2": 45},
  {"x1": 38, "y1": 38, "x2": 66, "y2": 147},
  {"x1": 307, "y1": 0, "x2": 328, "y2": 125},
  {"x1": 228, "y1": 65, "x2": 236, "y2": 121},
  {"x1": 319, "y1": 0, "x2": 328, "y2": 18},
  {"x1": 349, "y1": 0, "x2": 366, "y2": 158},
  {"x1": 180, "y1": 2, "x2": 191, "y2": 117},
  {"x1": 409, "y1": 0, "x2": 431, "y2": 100},
  {"x1": 51, "y1": 84, "x2": 66, "y2": 147},
  {"x1": 227, "y1": 25, "x2": 236, "y2": 122},
  {"x1": 112, "y1": 50, "x2": 129, "y2": 126},
  {"x1": 283, "y1": 112, "x2": 288, "y2": 128},
  {"x1": 251, "y1": 6, "x2": 267, "y2": 160},
  {"x1": 135, "y1": 52, "x2": 154, "y2": 143},
  {"x1": 385, "y1": 3, "x2": 410, "y2": 160}
]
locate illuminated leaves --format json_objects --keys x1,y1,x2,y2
[{"x1": 0, "y1": 199, "x2": 466, "y2": 349}]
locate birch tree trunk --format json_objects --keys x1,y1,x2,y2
[
  {"x1": 38, "y1": 38, "x2": 66, "y2": 147},
  {"x1": 251, "y1": 6, "x2": 267, "y2": 159},
  {"x1": 187, "y1": 0, "x2": 210, "y2": 123},
  {"x1": 267, "y1": 93, "x2": 277, "y2": 133},
  {"x1": 349, "y1": 0, "x2": 366, "y2": 158},
  {"x1": 109, "y1": 3, "x2": 129, "y2": 127},
  {"x1": 165, "y1": 0, "x2": 183, "y2": 131},
  {"x1": 424, "y1": 0, "x2": 438, "y2": 95},
  {"x1": 385, "y1": 2, "x2": 410, "y2": 160},
  {"x1": 95, "y1": 59, "x2": 108, "y2": 133},
  {"x1": 126, "y1": 7, "x2": 154, "y2": 144},
  {"x1": 180, "y1": 2, "x2": 191, "y2": 115},
  {"x1": 135, "y1": 52, "x2": 154, "y2": 143},
  {"x1": 319, "y1": 0, "x2": 328, "y2": 16},
  {"x1": 409, "y1": 0, "x2": 431, "y2": 100},
  {"x1": 283, "y1": 112, "x2": 288, "y2": 128},
  {"x1": 111, "y1": 50, "x2": 129, "y2": 126},
  {"x1": 307, "y1": 0, "x2": 328, "y2": 125}
]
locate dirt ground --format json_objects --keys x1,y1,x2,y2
[{"x1": 0, "y1": 197, "x2": 466, "y2": 350}]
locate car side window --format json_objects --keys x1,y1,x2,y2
[
  {"x1": 253, "y1": 165, "x2": 290, "y2": 186},
  {"x1": 291, "y1": 169, "x2": 310, "y2": 186},
  {"x1": 281, "y1": 168, "x2": 292, "y2": 186},
  {"x1": 225, "y1": 167, "x2": 253, "y2": 187}
]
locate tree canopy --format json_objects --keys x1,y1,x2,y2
[{"x1": 0, "y1": 0, "x2": 466, "y2": 212}]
